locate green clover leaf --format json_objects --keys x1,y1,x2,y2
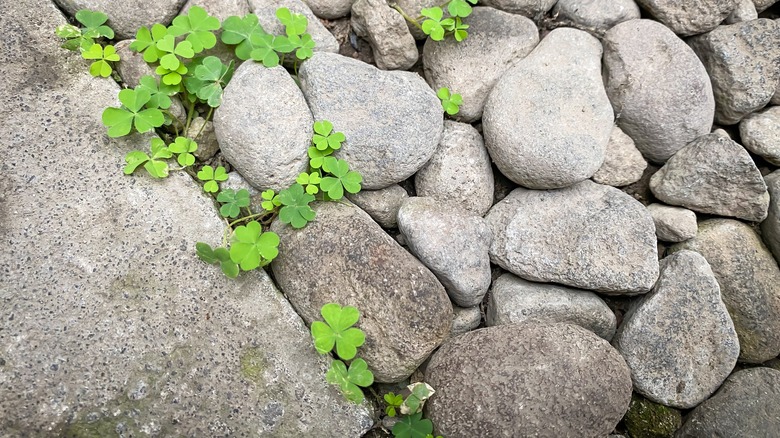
[
  {"x1": 260, "y1": 189, "x2": 281, "y2": 211},
  {"x1": 320, "y1": 157, "x2": 362, "y2": 200},
  {"x1": 82, "y1": 43, "x2": 120, "y2": 77},
  {"x1": 184, "y1": 56, "x2": 233, "y2": 107},
  {"x1": 196, "y1": 242, "x2": 239, "y2": 278},
  {"x1": 448, "y1": 0, "x2": 478, "y2": 18},
  {"x1": 421, "y1": 7, "x2": 445, "y2": 41},
  {"x1": 56, "y1": 24, "x2": 89, "y2": 51},
  {"x1": 402, "y1": 383, "x2": 433, "y2": 415},
  {"x1": 290, "y1": 33, "x2": 315, "y2": 60},
  {"x1": 123, "y1": 150, "x2": 150, "y2": 175},
  {"x1": 168, "y1": 5, "x2": 220, "y2": 53},
  {"x1": 296, "y1": 172, "x2": 321, "y2": 195},
  {"x1": 155, "y1": 62, "x2": 189, "y2": 85},
  {"x1": 310, "y1": 303, "x2": 365, "y2": 360},
  {"x1": 55, "y1": 24, "x2": 81, "y2": 39},
  {"x1": 168, "y1": 136, "x2": 198, "y2": 166},
  {"x1": 221, "y1": 14, "x2": 267, "y2": 61},
  {"x1": 156, "y1": 34, "x2": 195, "y2": 73},
  {"x1": 384, "y1": 392, "x2": 404, "y2": 417},
  {"x1": 75, "y1": 9, "x2": 114, "y2": 39},
  {"x1": 217, "y1": 188, "x2": 251, "y2": 218},
  {"x1": 312, "y1": 120, "x2": 345, "y2": 151},
  {"x1": 129, "y1": 24, "x2": 168, "y2": 63},
  {"x1": 229, "y1": 221, "x2": 279, "y2": 270},
  {"x1": 278, "y1": 183, "x2": 315, "y2": 228},
  {"x1": 123, "y1": 138, "x2": 172, "y2": 178},
  {"x1": 275, "y1": 7, "x2": 308, "y2": 37},
  {"x1": 308, "y1": 146, "x2": 333, "y2": 169},
  {"x1": 136, "y1": 75, "x2": 172, "y2": 109},
  {"x1": 451, "y1": 17, "x2": 469, "y2": 42},
  {"x1": 437, "y1": 87, "x2": 462, "y2": 115},
  {"x1": 326, "y1": 359, "x2": 374, "y2": 404},
  {"x1": 102, "y1": 88, "x2": 164, "y2": 137},
  {"x1": 392, "y1": 413, "x2": 434, "y2": 438},
  {"x1": 272, "y1": 35, "x2": 296, "y2": 54},
  {"x1": 197, "y1": 165, "x2": 228, "y2": 192},
  {"x1": 249, "y1": 33, "x2": 280, "y2": 67}
]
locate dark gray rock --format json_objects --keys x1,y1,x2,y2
[
  {"x1": 677, "y1": 368, "x2": 780, "y2": 437},
  {"x1": 591, "y1": 125, "x2": 648, "y2": 187},
  {"x1": 303, "y1": 0, "x2": 354, "y2": 18},
  {"x1": 450, "y1": 305, "x2": 482, "y2": 338},
  {"x1": 425, "y1": 323, "x2": 632, "y2": 437},
  {"x1": 551, "y1": 0, "x2": 641, "y2": 33},
  {"x1": 726, "y1": 0, "x2": 758, "y2": 23},
  {"x1": 485, "y1": 181, "x2": 659, "y2": 294},
  {"x1": 740, "y1": 106, "x2": 780, "y2": 165},
  {"x1": 478, "y1": 0, "x2": 557, "y2": 17},
  {"x1": 271, "y1": 201, "x2": 452, "y2": 382},
  {"x1": 53, "y1": 0, "x2": 186, "y2": 39},
  {"x1": 346, "y1": 184, "x2": 408, "y2": 228},
  {"x1": 414, "y1": 121, "x2": 494, "y2": 216},
  {"x1": 670, "y1": 219, "x2": 780, "y2": 363},
  {"x1": 351, "y1": 0, "x2": 418, "y2": 70},
  {"x1": 214, "y1": 62, "x2": 312, "y2": 191},
  {"x1": 688, "y1": 19, "x2": 780, "y2": 125},
  {"x1": 613, "y1": 251, "x2": 739, "y2": 409},
  {"x1": 646, "y1": 203, "x2": 698, "y2": 242},
  {"x1": 603, "y1": 19, "x2": 715, "y2": 163},
  {"x1": 298, "y1": 52, "x2": 443, "y2": 189},
  {"x1": 649, "y1": 133, "x2": 769, "y2": 222},
  {"x1": 397, "y1": 197, "x2": 492, "y2": 307},
  {"x1": 483, "y1": 28, "x2": 613, "y2": 189},
  {"x1": 486, "y1": 273, "x2": 617, "y2": 341},
  {"x1": 635, "y1": 0, "x2": 738, "y2": 36},
  {"x1": 761, "y1": 171, "x2": 780, "y2": 262},
  {"x1": 248, "y1": 0, "x2": 339, "y2": 55},
  {"x1": 422, "y1": 7, "x2": 538, "y2": 123}
]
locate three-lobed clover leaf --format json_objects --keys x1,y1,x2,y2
[
  {"x1": 296, "y1": 172, "x2": 321, "y2": 195},
  {"x1": 310, "y1": 303, "x2": 366, "y2": 360},
  {"x1": 102, "y1": 88, "x2": 165, "y2": 137},
  {"x1": 75, "y1": 9, "x2": 114, "y2": 39},
  {"x1": 401, "y1": 382, "x2": 434, "y2": 415},
  {"x1": 289, "y1": 33, "x2": 315, "y2": 60},
  {"x1": 326, "y1": 359, "x2": 374, "y2": 404},
  {"x1": 217, "y1": 188, "x2": 251, "y2": 218},
  {"x1": 437, "y1": 87, "x2": 462, "y2": 115},
  {"x1": 155, "y1": 34, "x2": 195, "y2": 84},
  {"x1": 184, "y1": 56, "x2": 233, "y2": 107},
  {"x1": 249, "y1": 33, "x2": 281, "y2": 67},
  {"x1": 384, "y1": 392, "x2": 404, "y2": 417},
  {"x1": 229, "y1": 221, "x2": 280, "y2": 270},
  {"x1": 129, "y1": 23, "x2": 169, "y2": 63},
  {"x1": 420, "y1": 7, "x2": 446, "y2": 41},
  {"x1": 261, "y1": 189, "x2": 281, "y2": 211},
  {"x1": 278, "y1": 183, "x2": 316, "y2": 228},
  {"x1": 276, "y1": 7, "x2": 308, "y2": 37},
  {"x1": 221, "y1": 14, "x2": 266, "y2": 61},
  {"x1": 81, "y1": 43, "x2": 120, "y2": 77},
  {"x1": 168, "y1": 5, "x2": 220, "y2": 53},
  {"x1": 308, "y1": 146, "x2": 333, "y2": 169},
  {"x1": 312, "y1": 120, "x2": 345, "y2": 151},
  {"x1": 447, "y1": 0, "x2": 478, "y2": 18},
  {"x1": 197, "y1": 165, "x2": 228, "y2": 192},
  {"x1": 136, "y1": 75, "x2": 173, "y2": 109},
  {"x1": 123, "y1": 138, "x2": 173, "y2": 178},
  {"x1": 450, "y1": 17, "x2": 470, "y2": 42},
  {"x1": 168, "y1": 136, "x2": 198, "y2": 166},
  {"x1": 55, "y1": 24, "x2": 91, "y2": 51},
  {"x1": 392, "y1": 413, "x2": 434, "y2": 438},
  {"x1": 320, "y1": 157, "x2": 362, "y2": 200},
  {"x1": 196, "y1": 242, "x2": 239, "y2": 278}
]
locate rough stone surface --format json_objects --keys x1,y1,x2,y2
[
  {"x1": 303, "y1": 0, "x2": 354, "y2": 18},
  {"x1": 740, "y1": 106, "x2": 780, "y2": 165},
  {"x1": 688, "y1": 19, "x2": 780, "y2": 125},
  {"x1": 183, "y1": 0, "x2": 250, "y2": 19},
  {"x1": 483, "y1": 28, "x2": 613, "y2": 189},
  {"x1": 762, "y1": 171, "x2": 780, "y2": 262},
  {"x1": 649, "y1": 133, "x2": 769, "y2": 222},
  {"x1": 753, "y1": 0, "x2": 778, "y2": 11},
  {"x1": 485, "y1": 181, "x2": 659, "y2": 294},
  {"x1": 646, "y1": 203, "x2": 698, "y2": 242},
  {"x1": 414, "y1": 121, "x2": 494, "y2": 216},
  {"x1": 602, "y1": 19, "x2": 715, "y2": 163},
  {"x1": 486, "y1": 273, "x2": 617, "y2": 341},
  {"x1": 450, "y1": 306, "x2": 482, "y2": 338},
  {"x1": 670, "y1": 219, "x2": 780, "y2": 363},
  {"x1": 592, "y1": 125, "x2": 648, "y2": 187},
  {"x1": 271, "y1": 201, "x2": 453, "y2": 382},
  {"x1": 623, "y1": 394, "x2": 682, "y2": 438},
  {"x1": 425, "y1": 323, "x2": 632, "y2": 437},
  {"x1": 0, "y1": 1, "x2": 372, "y2": 434},
  {"x1": 613, "y1": 250, "x2": 740, "y2": 409},
  {"x1": 726, "y1": 0, "x2": 758, "y2": 23},
  {"x1": 351, "y1": 0, "x2": 418, "y2": 70},
  {"x1": 635, "y1": 0, "x2": 738, "y2": 36},
  {"x1": 677, "y1": 368, "x2": 780, "y2": 437},
  {"x1": 298, "y1": 52, "x2": 443, "y2": 189},
  {"x1": 53, "y1": 0, "x2": 186, "y2": 39},
  {"x1": 346, "y1": 184, "x2": 408, "y2": 228},
  {"x1": 214, "y1": 62, "x2": 311, "y2": 191},
  {"x1": 477, "y1": 0, "x2": 557, "y2": 17},
  {"x1": 551, "y1": 0, "x2": 641, "y2": 33},
  {"x1": 186, "y1": 117, "x2": 220, "y2": 160},
  {"x1": 397, "y1": 197, "x2": 492, "y2": 307},
  {"x1": 422, "y1": 7, "x2": 539, "y2": 123},
  {"x1": 248, "y1": 0, "x2": 339, "y2": 55}
]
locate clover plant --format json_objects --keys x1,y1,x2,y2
[
  {"x1": 393, "y1": 0, "x2": 477, "y2": 42},
  {"x1": 56, "y1": 9, "x2": 118, "y2": 76},
  {"x1": 437, "y1": 87, "x2": 462, "y2": 116},
  {"x1": 197, "y1": 165, "x2": 228, "y2": 193},
  {"x1": 393, "y1": 413, "x2": 436, "y2": 438},
  {"x1": 217, "y1": 188, "x2": 251, "y2": 218},
  {"x1": 326, "y1": 358, "x2": 374, "y2": 403}
]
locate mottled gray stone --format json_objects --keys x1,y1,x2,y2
[
  {"x1": 762, "y1": 171, "x2": 780, "y2": 262},
  {"x1": 346, "y1": 184, "x2": 408, "y2": 228},
  {"x1": 214, "y1": 62, "x2": 311, "y2": 191},
  {"x1": 688, "y1": 19, "x2": 780, "y2": 125},
  {"x1": 248, "y1": 0, "x2": 339, "y2": 55},
  {"x1": 303, "y1": 0, "x2": 354, "y2": 18},
  {"x1": 603, "y1": 19, "x2": 715, "y2": 163},
  {"x1": 670, "y1": 219, "x2": 780, "y2": 363},
  {"x1": 298, "y1": 52, "x2": 443, "y2": 189},
  {"x1": 485, "y1": 181, "x2": 659, "y2": 294},
  {"x1": 483, "y1": 28, "x2": 612, "y2": 189},
  {"x1": 271, "y1": 201, "x2": 452, "y2": 382},
  {"x1": 635, "y1": 0, "x2": 738, "y2": 36},
  {"x1": 397, "y1": 197, "x2": 492, "y2": 307},
  {"x1": 726, "y1": 0, "x2": 758, "y2": 23},
  {"x1": 187, "y1": 117, "x2": 220, "y2": 161},
  {"x1": 486, "y1": 273, "x2": 617, "y2": 341},
  {"x1": 425, "y1": 323, "x2": 632, "y2": 437},
  {"x1": 450, "y1": 305, "x2": 482, "y2": 338},
  {"x1": 183, "y1": 0, "x2": 250, "y2": 20},
  {"x1": 551, "y1": 0, "x2": 641, "y2": 33},
  {"x1": 649, "y1": 133, "x2": 769, "y2": 222},
  {"x1": 646, "y1": 203, "x2": 697, "y2": 242},
  {"x1": 677, "y1": 368, "x2": 780, "y2": 437},
  {"x1": 740, "y1": 106, "x2": 780, "y2": 165},
  {"x1": 422, "y1": 7, "x2": 538, "y2": 123},
  {"x1": 53, "y1": 0, "x2": 186, "y2": 39},
  {"x1": 613, "y1": 251, "x2": 739, "y2": 409},
  {"x1": 478, "y1": 0, "x2": 557, "y2": 17},
  {"x1": 754, "y1": 0, "x2": 778, "y2": 12},
  {"x1": 414, "y1": 121, "x2": 494, "y2": 216},
  {"x1": 351, "y1": 0, "x2": 418, "y2": 70},
  {"x1": 592, "y1": 125, "x2": 648, "y2": 187},
  {"x1": 773, "y1": 85, "x2": 780, "y2": 105}
]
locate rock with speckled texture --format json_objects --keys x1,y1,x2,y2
[
  {"x1": 302, "y1": 0, "x2": 354, "y2": 18},
  {"x1": 53, "y1": 0, "x2": 186, "y2": 39},
  {"x1": 761, "y1": 171, "x2": 780, "y2": 262},
  {"x1": 635, "y1": 0, "x2": 738, "y2": 36},
  {"x1": 346, "y1": 184, "x2": 408, "y2": 228},
  {"x1": 248, "y1": 0, "x2": 339, "y2": 55},
  {"x1": 646, "y1": 203, "x2": 697, "y2": 242},
  {"x1": 551, "y1": 0, "x2": 641, "y2": 33},
  {"x1": 740, "y1": 106, "x2": 780, "y2": 166},
  {"x1": 351, "y1": 0, "x2": 418, "y2": 70},
  {"x1": 478, "y1": 0, "x2": 557, "y2": 17},
  {"x1": 592, "y1": 125, "x2": 647, "y2": 187},
  {"x1": 726, "y1": 0, "x2": 758, "y2": 23}
]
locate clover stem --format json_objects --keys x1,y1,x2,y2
[
  {"x1": 390, "y1": 4, "x2": 424, "y2": 30},
  {"x1": 193, "y1": 107, "x2": 214, "y2": 141},
  {"x1": 184, "y1": 98, "x2": 196, "y2": 137}
]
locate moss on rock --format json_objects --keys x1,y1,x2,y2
[{"x1": 624, "y1": 393, "x2": 682, "y2": 438}]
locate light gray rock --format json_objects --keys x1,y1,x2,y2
[
  {"x1": 214, "y1": 62, "x2": 312, "y2": 191},
  {"x1": 397, "y1": 197, "x2": 492, "y2": 307},
  {"x1": 649, "y1": 133, "x2": 769, "y2": 222},
  {"x1": 450, "y1": 305, "x2": 482, "y2": 338},
  {"x1": 425, "y1": 323, "x2": 632, "y2": 437},
  {"x1": 53, "y1": 0, "x2": 186, "y2": 39},
  {"x1": 486, "y1": 273, "x2": 617, "y2": 341},
  {"x1": 478, "y1": 0, "x2": 557, "y2": 17},
  {"x1": 0, "y1": 1, "x2": 373, "y2": 434},
  {"x1": 762, "y1": 171, "x2": 780, "y2": 262},
  {"x1": 187, "y1": 117, "x2": 220, "y2": 161},
  {"x1": 303, "y1": 0, "x2": 354, "y2": 18},
  {"x1": 677, "y1": 368, "x2": 780, "y2": 437},
  {"x1": 414, "y1": 121, "x2": 494, "y2": 216},
  {"x1": 183, "y1": 0, "x2": 250, "y2": 20},
  {"x1": 635, "y1": 0, "x2": 738, "y2": 36},
  {"x1": 753, "y1": 0, "x2": 778, "y2": 11},
  {"x1": 592, "y1": 125, "x2": 648, "y2": 187},
  {"x1": 422, "y1": 7, "x2": 538, "y2": 123},
  {"x1": 602, "y1": 19, "x2": 715, "y2": 163},
  {"x1": 726, "y1": 0, "x2": 758, "y2": 23},
  {"x1": 773, "y1": 85, "x2": 780, "y2": 105},
  {"x1": 248, "y1": 0, "x2": 339, "y2": 55},
  {"x1": 346, "y1": 184, "x2": 408, "y2": 228},
  {"x1": 485, "y1": 181, "x2": 659, "y2": 294},
  {"x1": 483, "y1": 28, "x2": 613, "y2": 189},
  {"x1": 271, "y1": 201, "x2": 452, "y2": 382},
  {"x1": 740, "y1": 106, "x2": 780, "y2": 165},
  {"x1": 392, "y1": 0, "x2": 440, "y2": 40},
  {"x1": 646, "y1": 203, "x2": 698, "y2": 242},
  {"x1": 298, "y1": 52, "x2": 443, "y2": 190},
  {"x1": 551, "y1": 0, "x2": 641, "y2": 33},
  {"x1": 613, "y1": 251, "x2": 739, "y2": 409},
  {"x1": 670, "y1": 219, "x2": 780, "y2": 363},
  {"x1": 688, "y1": 19, "x2": 780, "y2": 125},
  {"x1": 351, "y1": 0, "x2": 418, "y2": 71}
]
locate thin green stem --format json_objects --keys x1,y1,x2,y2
[
  {"x1": 391, "y1": 4, "x2": 423, "y2": 30},
  {"x1": 184, "y1": 98, "x2": 196, "y2": 137},
  {"x1": 193, "y1": 106, "x2": 214, "y2": 141}
]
